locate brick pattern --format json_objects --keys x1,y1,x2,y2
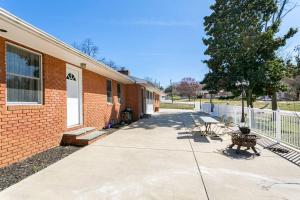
[
  {"x1": 83, "y1": 69, "x2": 126, "y2": 129},
  {"x1": 125, "y1": 84, "x2": 143, "y2": 121},
  {"x1": 153, "y1": 92, "x2": 160, "y2": 112},
  {"x1": 0, "y1": 37, "x2": 66, "y2": 167},
  {"x1": 0, "y1": 37, "x2": 127, "y2": 168},
  {"x1": 0, "y1": 36, "x2": 160, "y2": 168}
]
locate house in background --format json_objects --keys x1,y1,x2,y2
[
  {"x1": 0, "y1": 9, "x2": 163, "y2": 168},
  {"x1": 118, "y1": 69, "x2": 161, "y2": 118}
]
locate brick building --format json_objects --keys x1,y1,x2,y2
[{"x1": 0, "y1": 9, "x2": 163, "y2": 168}]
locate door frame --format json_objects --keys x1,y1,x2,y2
[
  {"x1": 66, "y1": 63, "x2": 83, "y2": 128},
  {"x1": 141, "y1": 88, "x2": 145, "y2": 114}
]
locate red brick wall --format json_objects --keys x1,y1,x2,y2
[
  {"x1": 83, "y1": 69, "x2": 126, "y2": 129},
  {"x1": 126, "y1": 84, "x2": 143, "y2": 121},
  {"x1": 0, "y1": 37, "x2": 129, "y2": 168},
  {"x1": 0, "y1": 37, "x2": 67, "y2": 168},
  {"x1": 153, "y1": 92, "x2": 160, "y2": 112}
]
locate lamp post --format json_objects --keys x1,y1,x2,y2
[
  {"x1": 199, "y1": 94, "x2": 203, "y2": 110},
  {"x1": 170, "y1": 79, "x2": 174, "y2": 103},
  {"x1": 235, "y1": 80, "x2": 249, "y2": 123}
]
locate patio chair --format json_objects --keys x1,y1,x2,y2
[
  {"x1": 188, "y1": 114, "x2": 205, "y2": 135},
  {"x1": 212, "y1": 115, "x2": 226, "y2": 134},
  {"x1": 213, "y1": 116, "x2": 236, "y2": 136},
  {"x1": 225, "y1": 116, "x2": 234, "y2": 126},
  {"x1": 224, "y1": 116, "x2": 238, "y2": 133}
]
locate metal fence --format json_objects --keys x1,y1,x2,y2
[{"x1": 201, "y1": 103, "x2": 300, "y2": 149}]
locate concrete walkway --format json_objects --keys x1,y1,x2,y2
[{"x1": 0, "y1": 109, "x2": 300, "y2": 200}]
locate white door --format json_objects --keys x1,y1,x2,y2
[
  {"x1": 66, "y1": 67, "x2": 82, "y2": 127},
  {"x1": 146, "y1": 91, "x2": 154, "y2": 114}
]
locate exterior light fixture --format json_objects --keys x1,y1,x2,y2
[
  {"x1": 80, "y1": 63, "x2": 87, "y2": 69},
  {"x1": 235, "y1": 80, "x2": 249, "y2": 123}
]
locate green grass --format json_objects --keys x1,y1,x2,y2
[
  {"x1": 182, "y1": 98, "x2": 300, "y2": 112},
  {"x1": 160, "y1": 102, "x2": 194, "y2": 110}
]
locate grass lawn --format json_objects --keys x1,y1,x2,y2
[
  {"x1": 177, "y1": 98, "x2": 300, "y2": 112},
  {"x1": 160, "y1": 102, "x2": 194, "y2": 110}
]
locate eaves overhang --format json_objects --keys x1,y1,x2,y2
[{"x1": 0, "y1": 8, "x2": 134, "y2": 84}]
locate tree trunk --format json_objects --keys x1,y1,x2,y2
[
  {"x1": 271, "y1": 92, "x2": 278, "y2": 110},
  {"x1": 246, "y1": 89, "x2": 253, "y2": 108},
  {"x1": 297, "y1": 91, "x2": 300, "y2": 101},
  {"x1": 188, "y1": 96, "x2": 191, "y2": 101}
]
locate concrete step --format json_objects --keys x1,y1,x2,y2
[
  {"x1": 64, "y1": 127, "x2": 96, "y2": 136},
  {"x1": 75, "y1": 130, "x2": 107, "y2": 146},
  {"x1": 62, "y1": 127, "x2": 96, "y2": 145}
]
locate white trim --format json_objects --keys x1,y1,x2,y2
[
  {"x1": 6, "y1": 41, "x2": 43, "y2": 57},
  {"x1": 66, "y1": 64, "x2": 83, "y2": 127},
  {"x1": 117, "y1": 82, "x2": 122, "y2": 104},
  {"x1": 106, "y1": 79, "x2": 113, "y2": 103},
  {"x1": 7, "y1": 72, "x2": 41, "y2": 80},
  {"x1": 5, "y1": 42, "x2": 43, "y2": 106}
]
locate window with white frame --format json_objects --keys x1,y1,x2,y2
[
  {"x1": 6, "y1": 44, "x2": 42, "y2": 104},
  {"x1": 107, "y1": 80, "x2": 113, "y2": 103},
  {"x1": 117, "y1": 83, "x2": 122, "y2": 103}
]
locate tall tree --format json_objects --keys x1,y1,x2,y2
[
  {"x1": 285, "y1": 45, "x2": 300, "y2": 100},
  {"x1": 201, "y1": 72, "x2": 222, "y2": 112},
  {"x1": 203, "y1": 0, "x2": 297, "y2": 110},
  {"x1": 176, "y1": 77, "x2": 201, "y2": 101},
  {"x1": 285, "y1": 76, "x2": 300, "y2": 100}
]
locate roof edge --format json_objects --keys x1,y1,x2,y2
[{"x1": 0, "y1": 8, "x2": 134, "y2": 84}]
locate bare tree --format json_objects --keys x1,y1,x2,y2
[
  {"x1": 295, "y1": 45, "x2": 300, "y2": 68},
  {"x1": 72, "y1": 38, "x2": 99, "y2": 58},
  {"x1": 176, "y1": 77, "x2": 201, "y2": 101},
  {"x1": 285, "y1": 76, "x2": 300, "y2": 100},
  {"x1": 99, "y1": 57, "x2": 119, "y2": 70},
  {"x1": 144, "y1": 77, "x2": 161, "y2": 88},
  {"x1": 73, "y1": 38, "x2": 125, "y2": 71},
  {"x1": 274, "y1": 0, "x2": 298, "y2": 22}
]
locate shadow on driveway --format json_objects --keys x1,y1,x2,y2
[{"x1": 177, "y1": 132, "x2": 210, "y2": 143}]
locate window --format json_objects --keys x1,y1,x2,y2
[
  {"x1": 66, "y1": 73, "x2": 76, "y2": 81},
  {"x1": 106, "y1": 80, "x2": 112, "y2": 103},
  {"x1": 117, "y1": 83, "x2": 122, "y2": 103},
  {"x1": 6, "y1": 44, "x2": 42, "y2": 104},
  {"x1": 146, "y1": 90, "x2": 153, "y2": 102}
]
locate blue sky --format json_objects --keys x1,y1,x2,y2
[{"x1": 1, "y1": 0, "x2": 300, "y2": 87}]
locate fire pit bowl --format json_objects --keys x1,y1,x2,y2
[
  {"x1": 239, "y1": 126, "x2": 251, "y2": 134},
  {"x1": 228, "y1": 131, "x2": 260, "y2": 156}
]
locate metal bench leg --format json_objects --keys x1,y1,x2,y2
[
  {"x1": 236, "y1": 145, "x2": 241, "y2": 154},
  {"x1": 251, "y1": 147, "x2": 260, "y2": 156}
]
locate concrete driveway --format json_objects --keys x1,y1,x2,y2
[{"x1": 0, "y1": 109, "x2": 299, "y2": 200}]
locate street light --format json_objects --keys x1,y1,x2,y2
[
  {"x1": 199, "y1": 94, "x2": 203, "y2": 110},
  {"x1": 170, "y1": 79, "x2": 174, "y2": 103},
  {"x1": 235, "y1": 80, "x2": 249, "y2": 123}
]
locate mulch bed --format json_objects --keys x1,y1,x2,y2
[{"x1": 0, "y1": 146, "x2": 81, "y2": 191}]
